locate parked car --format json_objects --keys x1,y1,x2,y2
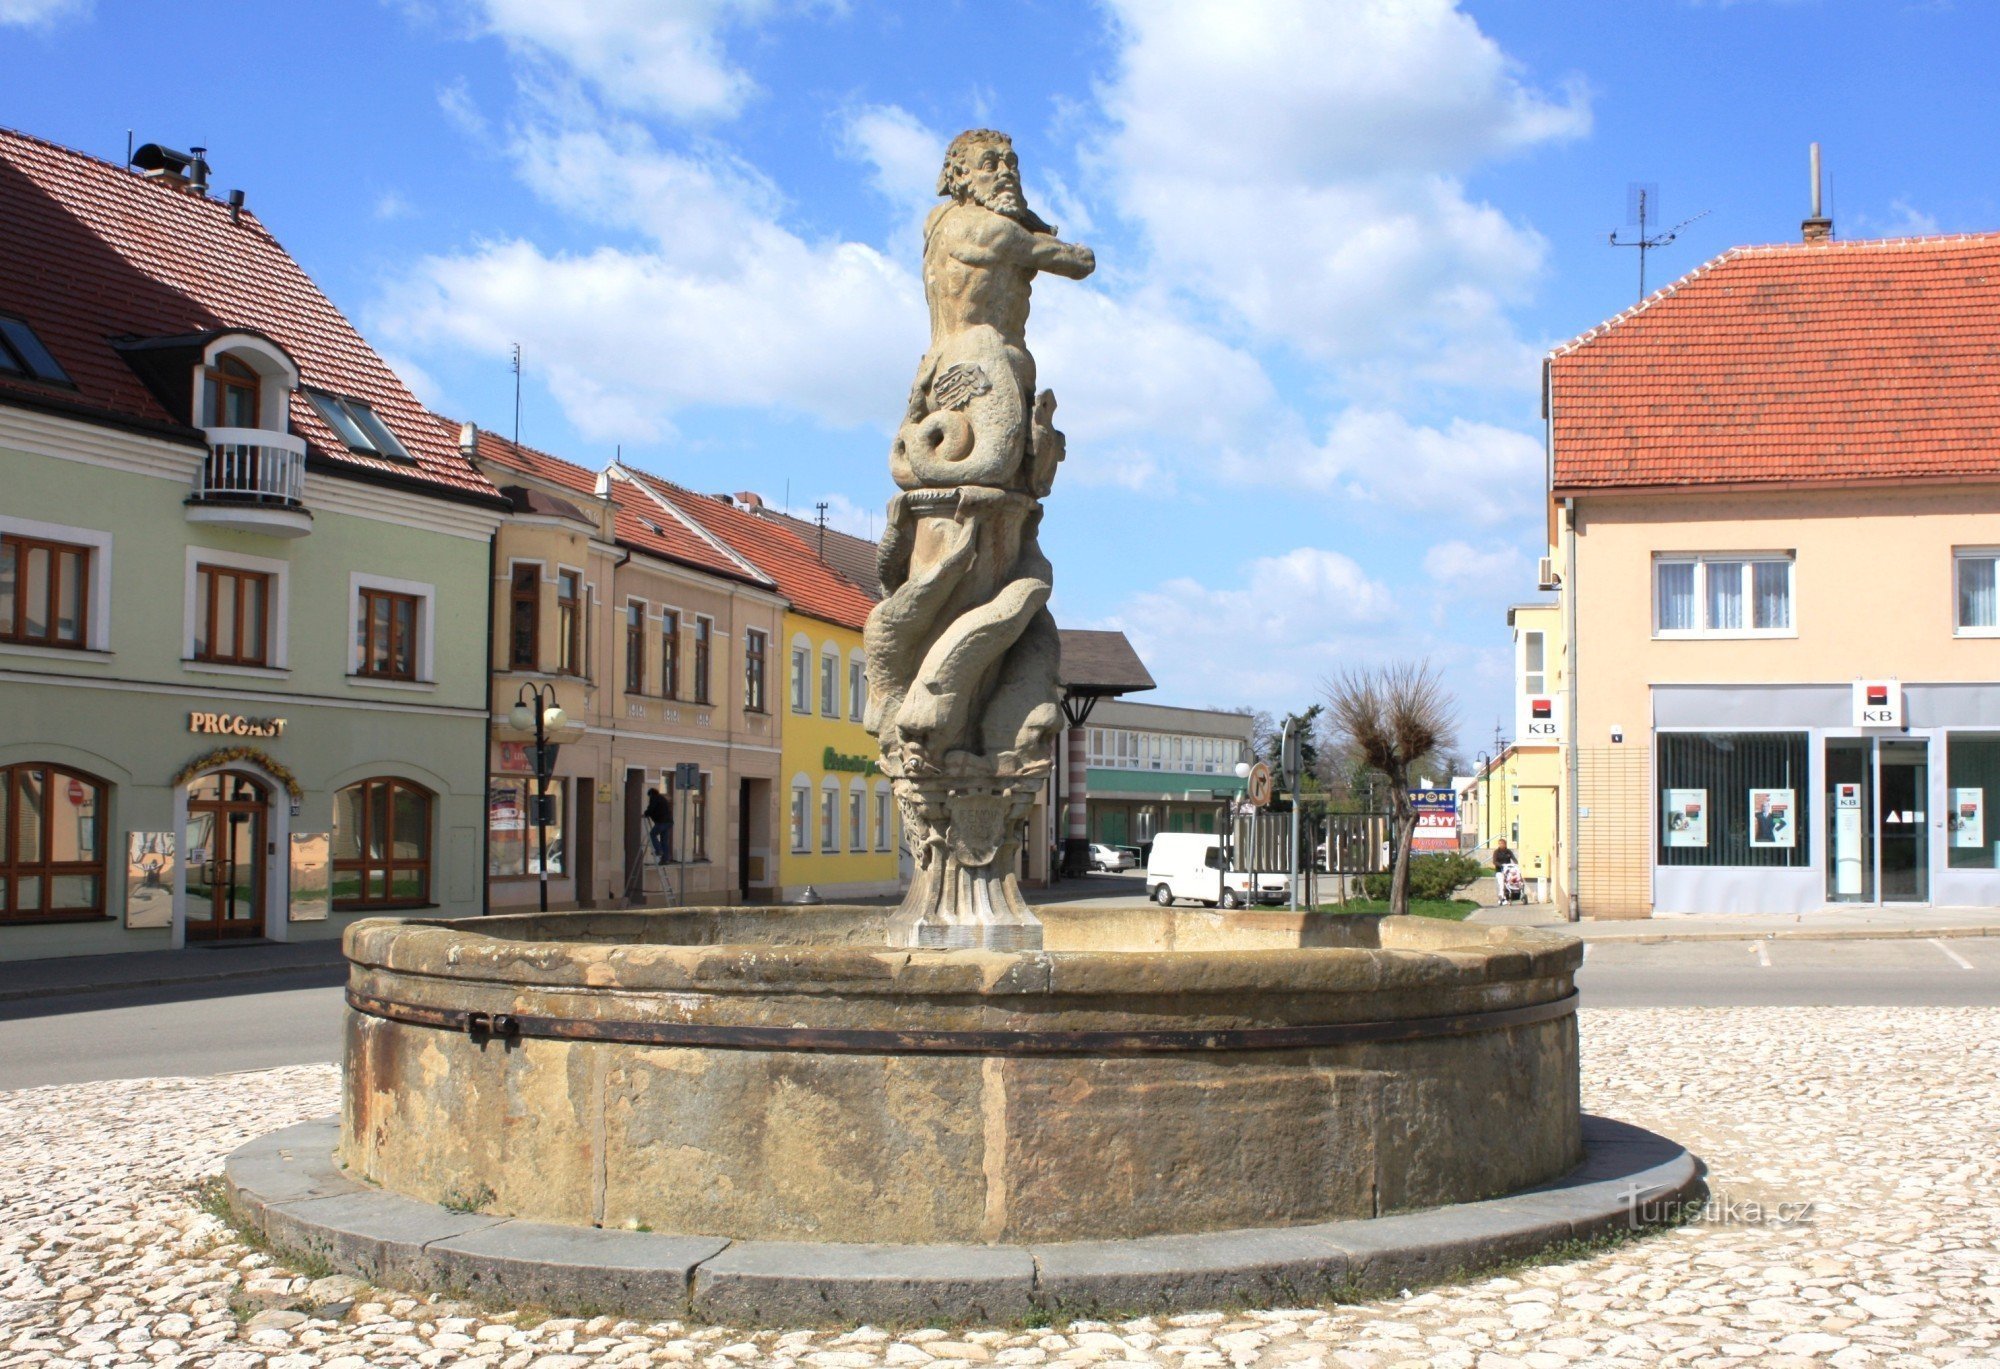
[
  {"x1": 1145, "y1": 832, "x2": 1287, "y2": 908},
  {"x1": 1089, "y1": 842, "x2": 1137, "y2": 872}
]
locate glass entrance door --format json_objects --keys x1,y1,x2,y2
[
  {"x1": 186, "y1": 772, "x2": 266, "y2": 939},
  {"x1": 1825, "y1": 738, "x2": 1874, "y2": 903},
  {"x1": 1879, "y1": 739, "x2": 1929, "y2": 903}
]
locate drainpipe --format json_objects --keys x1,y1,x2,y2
[
  {"x1": 479, "y1": 528, "x2": 497, "y2": 915},
  {"x1": 1564, "y1": 495, "x2": 1580, "y2": 922}
]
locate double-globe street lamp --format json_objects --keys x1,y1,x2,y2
[{"x1": 507, "y1": 683, "x2": 567, "y2": 913}]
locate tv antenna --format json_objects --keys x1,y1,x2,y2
[
  {"x1": 510, "y1": 343, "x2": 523, "y2": 448},
  {"x1": 1609, "y1": 184, "x2": 1710, "y2": 302},
  {"x1": 813, "y1": 501, "x2": 830, "y2": 561}
]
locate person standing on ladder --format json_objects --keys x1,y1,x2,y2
[{"x1": 644, "y1": 786, "x2": 673, "y2": 864}]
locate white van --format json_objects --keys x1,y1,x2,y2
[{"x1": 1145, "y1": 832, "x2": 1288, "y2": 908}]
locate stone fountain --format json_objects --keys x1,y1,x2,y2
[{"x1": 225, "y1": 132, "x2": 1698, "y2": 1324}]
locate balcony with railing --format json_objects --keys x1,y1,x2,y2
[{"x1": 186, "y1": 427, "x2": 312, "y2": 537}]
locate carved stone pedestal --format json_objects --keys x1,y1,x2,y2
[{"x1": 885, "y1": 775, "x2": 1044, "y2": 950}]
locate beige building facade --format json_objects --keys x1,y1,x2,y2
[{"x1": 477, "y1": 435, "x2": 783, "y2": 910}]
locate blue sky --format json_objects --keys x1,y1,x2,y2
[{"x1": 6, "y1": 0, "x2": 1998, "y2": 755}]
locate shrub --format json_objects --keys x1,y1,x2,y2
[{"x1": 1360, "y1": 852, "x2": 1483, "y2": 902}]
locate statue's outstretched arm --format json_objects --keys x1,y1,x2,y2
[{"x1": 1029, "y1": 237, "x2": 1095, "y2": 280}]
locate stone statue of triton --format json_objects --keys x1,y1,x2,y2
[{"x1": 865, "y1": 129, "x2": 1095, "y2": 950}]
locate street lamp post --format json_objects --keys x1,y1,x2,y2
[{"x1": 507, "y1": 683, "x2": 567, "y2": 914}]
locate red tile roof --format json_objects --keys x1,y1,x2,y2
[
  {"x1": 0, "y1": 125, "x2": 494, "y2": 500},
  {"x1": 1550, "y1": 232, "x2": 2000, "y2": 493},
  {"x1": 616, "y1": 467, "x2": 879, "y2": 630},
  {"x1": 472, "y1": 431, "x2": 771, "y2": 587}
]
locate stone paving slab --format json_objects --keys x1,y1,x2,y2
[{"x1": 223, "y1": 1111, "x2": 1698, "y2": 1323}]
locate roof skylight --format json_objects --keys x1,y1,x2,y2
[
  {"x1": 306, "y1": 388, "x2": 411, "y2": 460},
  {"x1": 0, "y1": 315, "x2": 72, "y2": 385}
]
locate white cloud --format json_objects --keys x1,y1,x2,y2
[
  {"x1": 471, "y1": 0, "x2": 772, "y2": 121},
  {"x1": 1863, "y1": 197, "x2": 1941, "y2": 238},
  {"x1": 437, "y1": 77, "x2": 489, "y2": 138},
  {"x1": 374, "y1": 190, "x2": 415, "y2": 222},
  {"x1": 1094, "y1": 0, "x2": 1587, "y2": 387},
  {"x1": 1228, "y1": 408, "x2": 1543, "y2": 526},
  {"x1": 1424, "y1": 538, "x2": 1529, "y2": 592},
  {"x1": 0, "y1": 0, "x2": 86, "y2": 26},
  {"x1": 841, "y1": 103, "x2": 940, "y2": 219}
]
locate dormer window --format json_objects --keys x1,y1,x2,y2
[
  {"x1": 0, "y1": 315, "x2": 71, "y2": 386},
  {"x1": 306, "y1": 389, "x2": 411, "y2": 460},
  {"x1": 204, "y1": 355, "x2": 262, "y2": 427}
]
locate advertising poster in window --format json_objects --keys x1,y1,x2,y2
[
  {"x1": 125, "y1": 831, "x2": 175, "y2": 929},
  {"x1": 1952, "y1": 788, "x2": 1985, "y2": 849},
  {"x1": 289, "y1": 833, "x2": 331, "y2": 922},
  {"x1": 1749, "y1": 788, "x2": 1796, "y2": 848},
  {"x1": 1663, "y1": 789, "x2": 1707, "y2": 848}
]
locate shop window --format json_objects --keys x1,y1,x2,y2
[
  {"x1": 1947, "y1": 735, "x2": 2000, "y2": 869},
  {"x1": 1955, "y1": 552, "x2": 1999, "y2": 635},
  {"x1": 1655, "y1": 555, "x2": 1793, "y2": 637},
  {"x1": 661, "y1": 610, "x2": 680, "y2": 699},
  {"x1": 0, "y1": 764, "x2": 105, "y2": 922},
  {"x1": 557, "y1": 571, "x2": 583, "y2": 676},
  {"x1": 790, "y1": 784, "x2": 810, "y2": 853},
  {"x1": 745, "y1": 628, "x2": 768, "y2": 713},
  {"x1": 487, "y1": 775, "x2": 564, "y2": 877},
  {"x1": 333, "y1": 778, "x2": 433, "y2": 908},
  {"x1": 625, "y1": 601, "x2": 647, "y2": 693},
  {"x1": 791, "y1": 644, "x2": 810, "y2": 713},
  {"x1": 356, "y1": 587, "x2": 419, "y2": 681},
  {"x1": 849, "y1": 659, "x2": 864, "y2": 721},
  {"x1": 194, "y1": 564, "x2": 271, "y2": 667},
  {"x1": 692, "y1": 617, "x2": 713, "y2": 704},
  {"x1": 1656, "y1": 732, "x2": 1811, "y2": 868},
  {"x1": 820, "y1": 787, "x2": 838, "y2": 853},
  {"x1": 509, "y1": 564, "x2": 540, "y2": 670},
  {"x1": 1, "y1": 534, "x2": 90, "y2": 649}
]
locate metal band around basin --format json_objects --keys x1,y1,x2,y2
[{"x1": 346, "y1": 987, "x2": 1577, "y2": 1055}]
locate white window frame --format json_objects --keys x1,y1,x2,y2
[
  {"x1": 1954, "y1": 547, "x2": 2000, "y2": 637},
  {"x1": 0, "y1": 513, "x2": 113, "y2": 654},
  {"x1": 790, "y1": 634, "x2": 812, "y2": 714},
  {"x1": 347, "y1": 571, "x2": 438, "y2": 687},
  {"x1": 184, "y1": 545, "x2": 290, "y2": 672},
  {"x1": 820, "y1": 645, "x2": 840, "y2": 718},
  {"x1": 1652, "y1": 553, "x2": 1796, "y2": 640},
  {"x1": 1520, "y1": 629, "x2": 1545, "y2": 697},
  {"x1": 789, "y1": 776, "x2": 811, "y2": 854}
]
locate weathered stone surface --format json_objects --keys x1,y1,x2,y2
[
  {"x1": 1029, "y1": 1227, "x2": 1354, "y2": 1315},
  {"x1": 424, "y1": 1222, "x2": 727, "y2": 1318},
  {"x1": 691, "y1": 1241, "x2": 1036, "y2": 1325},
  {"x1": 256, "y1": 1190, "x2": 500, "y2": 1284},
  {"x1": 337, "y1": 910, "x2": 1581, "y2": 1245}
]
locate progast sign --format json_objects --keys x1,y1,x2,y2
[{"x1": 189, "y1": 710, "x2": 288, "y2": 739}]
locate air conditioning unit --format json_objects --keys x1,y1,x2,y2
[{"x1": 1536, "y1": 556, "x2": 1561, "y2": 591}]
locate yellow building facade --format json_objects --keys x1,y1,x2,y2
[
  {"x1": 1467, "y1": 601, "x2": 1569, "y2": 911},
  {"x1": 781, "y1": 611, "x2": 900, "y2": 899}
]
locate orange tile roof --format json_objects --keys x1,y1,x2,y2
[
  {"x1": 616, "y1": 466, "x2": 879, "y2": 631},
  {"x1": 1550, "y1": 232, "x2": 2000, "y2": 493},
  {"x1": 0, "y1": 125, "x2": 494, "y2": 500},
  {"x1": 472, "y1": 431, "x2": 771, "y2": 587}
]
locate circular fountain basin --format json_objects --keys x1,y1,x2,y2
[{"x1": 339, "y1": 908, "x2": 1581, "y2": 1246}]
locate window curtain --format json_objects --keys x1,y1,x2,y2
[
  {"x1": 1657, "y1": 561, "x2": 1696, "y2": 631},
  {"x1": 1705, "y1": 561, "x2": 1745, "y2": 630},
  {"x1": 1753, "y1": 561, "x2": 1791, "y2": 630},
  {"x1": 1961, "y1": 557, "x2": 1997, "y2": 630}
]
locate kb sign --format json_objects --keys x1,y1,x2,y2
[{"x1": 1852, "y1": 679, "x2": 1903, "y2": 728}]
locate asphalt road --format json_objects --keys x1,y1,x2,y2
[{"x1": 1, "y1": 937, "x2": 1996, "y2": 1090}]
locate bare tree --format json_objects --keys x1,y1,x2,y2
[{"x1": 1325, "y1": 662, "x2": 1456, "y2": 915}]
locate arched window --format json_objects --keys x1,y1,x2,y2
[
  {"x1": 1, "y1": 763, "x2": 106, "y2": 922},
  {"x1": 333, "y1": 777, "x2": 433, "y2": 909},
  {"x1": 204, "y1": 355, "x2": 262, "y2": 428}
]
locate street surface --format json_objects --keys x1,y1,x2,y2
[{"x1": 1, "y1": 934, "x2": 1996, "y2": 1089}]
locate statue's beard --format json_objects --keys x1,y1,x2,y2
[{"x1": 969, "y1": 182, "x2": 1055, "y2": 236}]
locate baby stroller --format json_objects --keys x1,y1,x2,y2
[{"x1": 1496, "y1": 862, "x2": 1527, "y2": 905}]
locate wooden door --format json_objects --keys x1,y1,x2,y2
[{"x1": 186, "y1": 772, "x2": 266, "y2": 940}]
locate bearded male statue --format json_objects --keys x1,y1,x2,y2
[{"x1": 865, "y1": 129, "x2": 1095, "y2": 949}]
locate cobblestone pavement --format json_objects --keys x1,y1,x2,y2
[{"x1": 3, "y1": 1007, "x2": 1997, "y2": 1368}]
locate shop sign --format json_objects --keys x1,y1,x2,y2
[
  {"x1": 823, "y1": 747, "x2": 881, "y2": 775},
  {"x1": 1517, "y1": 692, "x2": 1564, "y2": 743},
  {"x1": 189, "y1": 711, "x2": 287, "y2": 738},
  {"x1": 1852, "y1": 679, "x2": 1903, "y2": 728}
]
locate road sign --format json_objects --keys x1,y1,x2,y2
[
  {"x1": 1245, "y1": 762, "x2": 1273, "y2": 808},
  {"x1": 673, "y1": 762, "x2": 702, "y2": 790}
]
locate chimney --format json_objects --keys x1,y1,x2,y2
[
  {"x1": 189, "y1": 146, "x2": 209, "y2": 195},
  {"x1": 458, "y1": 422, "x2": 478, "y2": 457},
  {"x1": 735, "y1": 490, "x2": 765, "y2": 510},
  {"x1": 227, "y1": 188, "x2": 245, "y2": 223},
  {"x1": 1802, "y1": 142, "x2": 1832, "y2": 243}
]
